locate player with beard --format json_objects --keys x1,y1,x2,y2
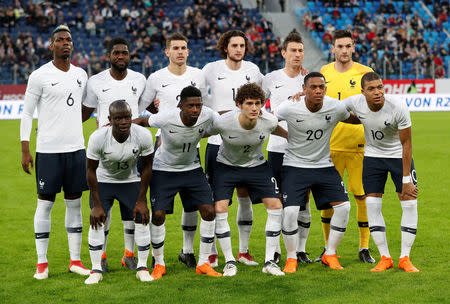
[
  {"x1": 20, "y1": 25, "x2": 90, "y2": 279},
  {"x1": 202, "y1": 30, "x2": 263, "y2": 267},
  {"x1": 82, "y1": 37, "x2": 147, "y2": 272}
]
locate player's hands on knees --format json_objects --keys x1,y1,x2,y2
[
  {"x1": 90, "y1": 206, "x2": 106, "y2": 229},
  {"x1": 133, "y1": 201, "x2": 150, "y2": 225},
  {"x1": 21, "y1": 151, "x2": 34, "y2": 174},
  {"x1": 289, "y1": 91, "x2": 305, "y2": 102},
  {"x1": 401, "y1": 183, "x2": 418, "y2": 200}
]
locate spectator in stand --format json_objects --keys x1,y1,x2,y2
[
  {"x1": 120, "y1": 4, "x2": 130, "y2": 19},
  {"x1": 435, "y1": 65, "x2": 445, "y2": 78},
  {"x1": 85, "y1": 17, "x2": 96, "y2": 37},
  {"x1": 386, "y1": 0, "x2": 396, "y2": 14},
  {"x1": 102, "y1": 5, "x2": 113, "y2": 19}
]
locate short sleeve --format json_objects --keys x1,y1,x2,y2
[
  {"x1": 140, "y1": 74, "x2": 158, "y2": 110},
  {"x1": 336, "y1": 102, "x2": 350, "y2": 121},
  {"x1": 86, "y1": 131, "x2": 102, "y2": 161},
  {"x1": 139, "y1": 128, "x2": 154, "y2": 156},
  {"x1": 147, "y1": 110, "x2": 169, "y2": 129},
  {"x1": 83, "y1": 78, "x2": 98, "y2": 108},
  {"x1": 396, "y1": 99, "x2": 412, "y2": 130},
  {"x1": 206, "y1": 113, "x2": 221, "y2": 135},
  {"x1": 273, "y1": 100, "x2": 291, "y2": 121}
]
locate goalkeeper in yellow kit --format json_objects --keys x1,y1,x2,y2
[{"x1": 317, "y1": 29, "x2": 375, "y2": 263}]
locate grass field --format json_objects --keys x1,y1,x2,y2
[{"x1": 1, "y1": 112, "x2": 449, "y2": 304}]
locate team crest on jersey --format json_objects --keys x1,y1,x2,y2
[
  {"x1": 325, "y1": 114, "x2": 331, "y2": 122},
  {"x1": 77, "y1": 79, "x2": 82, "y2": 87},
  {"x1": 198, "y1": 128, "x2": 204, "y2": 133},
  {"x1": 132, "y1": 86, "x2": 137, "y2": 95},
  {"x1": 132, "y1": 148, "x2": 139, "y2": 154},
  {"x1": 259, "y1": 134, "x2": 266, "y2": 141},
  {"x1": 245, "y1": 75, "x2": 250, "y2": 82},
  {"x1": 39, "y1": 179, "x2": 45, "y2": 190},
  {"x1": 349, "y1": 79, "x2": 356, "y2": 88},
  {"x1": 384, "y1": 120, "x2": 391, "y2": 126},
  {"x1": 191, "y1": 81, "x2": 196, "y2": 87}
]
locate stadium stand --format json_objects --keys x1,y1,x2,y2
[
  {"x1": 297, "y1": 0, "x2": 450, "y2": 79},
  {"x1": 0, "y1": 0, "x2": 283, "y2": 84}
]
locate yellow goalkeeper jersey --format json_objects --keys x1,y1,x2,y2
[{"x1": 320, "y1": 62, "x2": 373, "y2": 152}]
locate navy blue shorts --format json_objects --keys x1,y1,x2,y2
[
  {"x1": 268, "y1": 151, "x2": 284, "y2": 192},
  {"x1": 363, "y1": 157, "x2": 417, "y2": 194},
  {"x1": 150, "y1": 167, "x2": 213, "y2": 214},
  {"x1": 35, "y1": 149, "x2": 88, "y2": 195},
  {"x1": 213, "y1": 162, "x2": 279, "y2": 204},
  {"x1": 205, "y1": 143, "x2": 219, "y2": 186},
  {"x1": 281, "y1": 166, "x2": 349, "y2": 210},
  {"x1": 89, "y1": 182, "x2": 141, "y2": 222}
]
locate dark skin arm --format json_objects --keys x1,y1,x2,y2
[
  {"x1": 86, "y1": 158, "x2": 106, "y2": 229},
  {"x1": 132, "y1": 117, "x2": 150, "y2": 127},
  {"x1": 145, "y1": 99, "x2": 159, "y2": 114},
  {"x1": 82, "y1": 105, "x2": 95, "y2": 122},
  {"x1": 133, "y1": 153, "x2": 153, "y2": 225},
  {"x1": 21, "y1": 141, "x2": 33, "y2": 174},
  {"x1": 271, "y1": 125, "x2": 288, "y2": 140},
  {"x1": 399, "y1": 127, "x2": 418, "y2": 200},
  {"x1": 341, "y1": 113, "x2": 361, "y2": 124}
]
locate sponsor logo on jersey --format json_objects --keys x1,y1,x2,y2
[
  {"x1": 51, "y1": 82, "x2": 59, "y2": 86},
  {"x1": 384, "y1": 121, "x2": 391, "y2": 126},
  {"x1": 358, "y1": 115, "x2": 365, "y2": 119},
  {"x1": 218, "y1": 77, "x2": 226, "y2": 80},
  {"x1": 275, "y1": 85, "x2": 283, "y2": 89},
  {"x1": 102, "y1": 88, "x2": 110, "y2": 92},
  {"x1": 77, "y1": 79, "x2": 82, "y2": 87},
  {"x1": 169, "y1": 130, "x2": 178, "y2": 133},
  {"x1": 349, "y1": 79, "x2": 356, "y2": 88},
  {"x1": 162, "y1": 84, "x2": 170, "y2": 87},
  {"x1": 191, "y1": 81, "x2": 196, "y2": 86},
  {"x1": 296, "y1": 119, "x2": 304, "y2": 122},
  {"x1": 132, "y1": 86, "x2": 137, "y2": 95},
  {"x1": 228, "y1": 135, "x2": 238, "y2": 139}
]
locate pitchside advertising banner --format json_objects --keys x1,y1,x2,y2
[{"x1": 1, "y1": 79, "x2": 450, "y2": 119}]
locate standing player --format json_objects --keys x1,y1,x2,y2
[
  {"x1": 82, "y1": 37, "x2": 147, "y2": 272},
  {"x1": 202, "y1": 30, "x2": 263, "y2": 267},
  {"x1": 140, "y1": 33, "x2": 207, "y2": 268},
  {"x1": 262, "y1": 31, "x2": 311, "y2": 264},
  {"x1": 275, "y1": 72, "x2": 359, "y2": 272},
  {"x1": 318, "y1": 29, "x2": 375, "y2": 263},
  {"x1": 208, "y1": 83, "x2": 287, "y2": 276},
  {"x1": 134, "y1": 86, "x2": 222, "y2": 279},
  {"x1": 85, "y1": 100, "x2": 154, "y2": 284},
  {"x1": 20, "y1": 25, "x2": 90, "y2": 279},
  {"x1": 344, "y1": 72, "x2": 419, "y2": 272}
]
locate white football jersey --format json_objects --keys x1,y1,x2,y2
[
  {"x1": 275, "y1": 96, "x2": 350, "y2": 168},
  {"x1": 20, "y1": 61, "x2": 87, "y2": 153},
  {"x1": 208, "y1": 110, "x2": 278, "y2": 168},
  {"x1": 344, "y1": 94, "x2": 411, "y2": 158},
  {"x1": 86, "y1": 124, "x2": 154, "y2": 183},
  {"x1": 202, "y1": 59, "x2": 263, "y2": 145},
  {"x1": 148, "y1": 106, "x2": 217, "y2": 172},
  {"x1": 262, "y1": 68, "x2": 305, "y2": 153},
  {"x1": 83, "y1": 69, "x2": 146, "y2": 128},
  {"x1": 141, "y1": 66, "x2": 207, "y2": 112}
]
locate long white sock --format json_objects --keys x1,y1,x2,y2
[
  {"x1": 215, "y1": 212, "x2": 235, "y2": 262},
  {"x1": 123, "y1": 220, "x2": 135, "y2": 253},
  {"x1": 210, "y1": 238, "x2": 218, "y2": 256},
  {"x1": 326, "y1": 202, "x2": 350, "y2": 255},
  {"x1": 282, "y1": 206, "x2": 299, "y2": 260},
  {"x1": 102, "y1": 209, "x2": 112, "y2": 254},
  {"x1": 366, "y1": 196, "x2": 390, "y2": 257},
  {"x1": 65, "y1": 198, "x2": 83, "y2": 261},
  {"x1": 265, "y1": 208, "x2": 282, "y2": 263},
  {"x1": 400, "y1": 200, "x2": 418, "y2": 258},
  {"x1": 151, "y1": 223, "x2": 165, "y2": 266},
  {"x1": 34, "y1": 199, "x2": 54, "y2": 264},
  {"x1": 135, "y1": 223, "x2": 151, "y2": 269},
  {"x1": 237, "y1": 196, "x2": 253, "y2": 254},
  {"x1": 199, "y1": 219, "x2": 215, "y2": 265},
  {"x1": 88, "y1": 225, "x2": 105, "y2": 272},
  {"x1": 297, "y1": 202, "x2": 311, "y2": 253},
  {"x1": 181, "y1": 210, "x2": 198, "y2": 254}
]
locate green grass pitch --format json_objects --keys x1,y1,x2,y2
[{"x1": 0, "y1": 112, "x2": 449, "y2": 303}]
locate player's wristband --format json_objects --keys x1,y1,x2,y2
[{"x1": 402, "y1": 175, "x2": 412, "y2": 184}]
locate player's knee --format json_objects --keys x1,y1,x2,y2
[
  {"x1": 264, "y1": 198, "x2": 282, "y2": 210},
  {"x1": 354, "y1": 194, "x2": 366, "y2": 201},
  {"x1": 64, "y1": 197, "x2": 81, "y2": 208},
  {"x1": 282, "y1": 206, "x2": 299, "y2": 230},
  {"x1": 151, "y1": 211, "x2": 166, "y2": 226},
  {"x1": 199, "y1": 205, "x2": 215, "y2": 221},
  {"x1": 332, "y1": 201, "x2": 351, "y2": 214},
  {"x1": 64, "y1": 192, "x2": 82, "y2": 200},
  {"x1": 298, "y1": 208, "x2": 311, "y2": 223},
  {"x1": 38, "y1": 193, "x2": 56, "y2": 202}
]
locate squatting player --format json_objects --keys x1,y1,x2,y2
[
  {"x1": 134, "y1": 86, "x2": 222, "y2": 279},
  {"x1": 82, "y1": 37, "x2": 147, "y2": 272},
  {"x1": 208, "y1": 83, "x2": 287, "y2": 277},
  {"x1": 275, "y1": 72, "x2": 360, "y2": 272},
  {"x1": 344, "y1": 72, "x2": 419, "y2": 272},
  {"x1": 262, "y1": 31, "x2": 311, "y2": 264},
  {"x1": 85, "y1": 100, "x2": 154, "y2": 284},
  {"x1": 202, "y1": 30, "x2": 264, "y2": 267},
  {"x1": 319, "y1": 29, "x2": 375, "y2": 263},
  {"x1": 140, "y1": 33, "x2": 208, "y2": 268},
  {"x1": 20, "y1": 25, "x2": 90, "y2": 280}
]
